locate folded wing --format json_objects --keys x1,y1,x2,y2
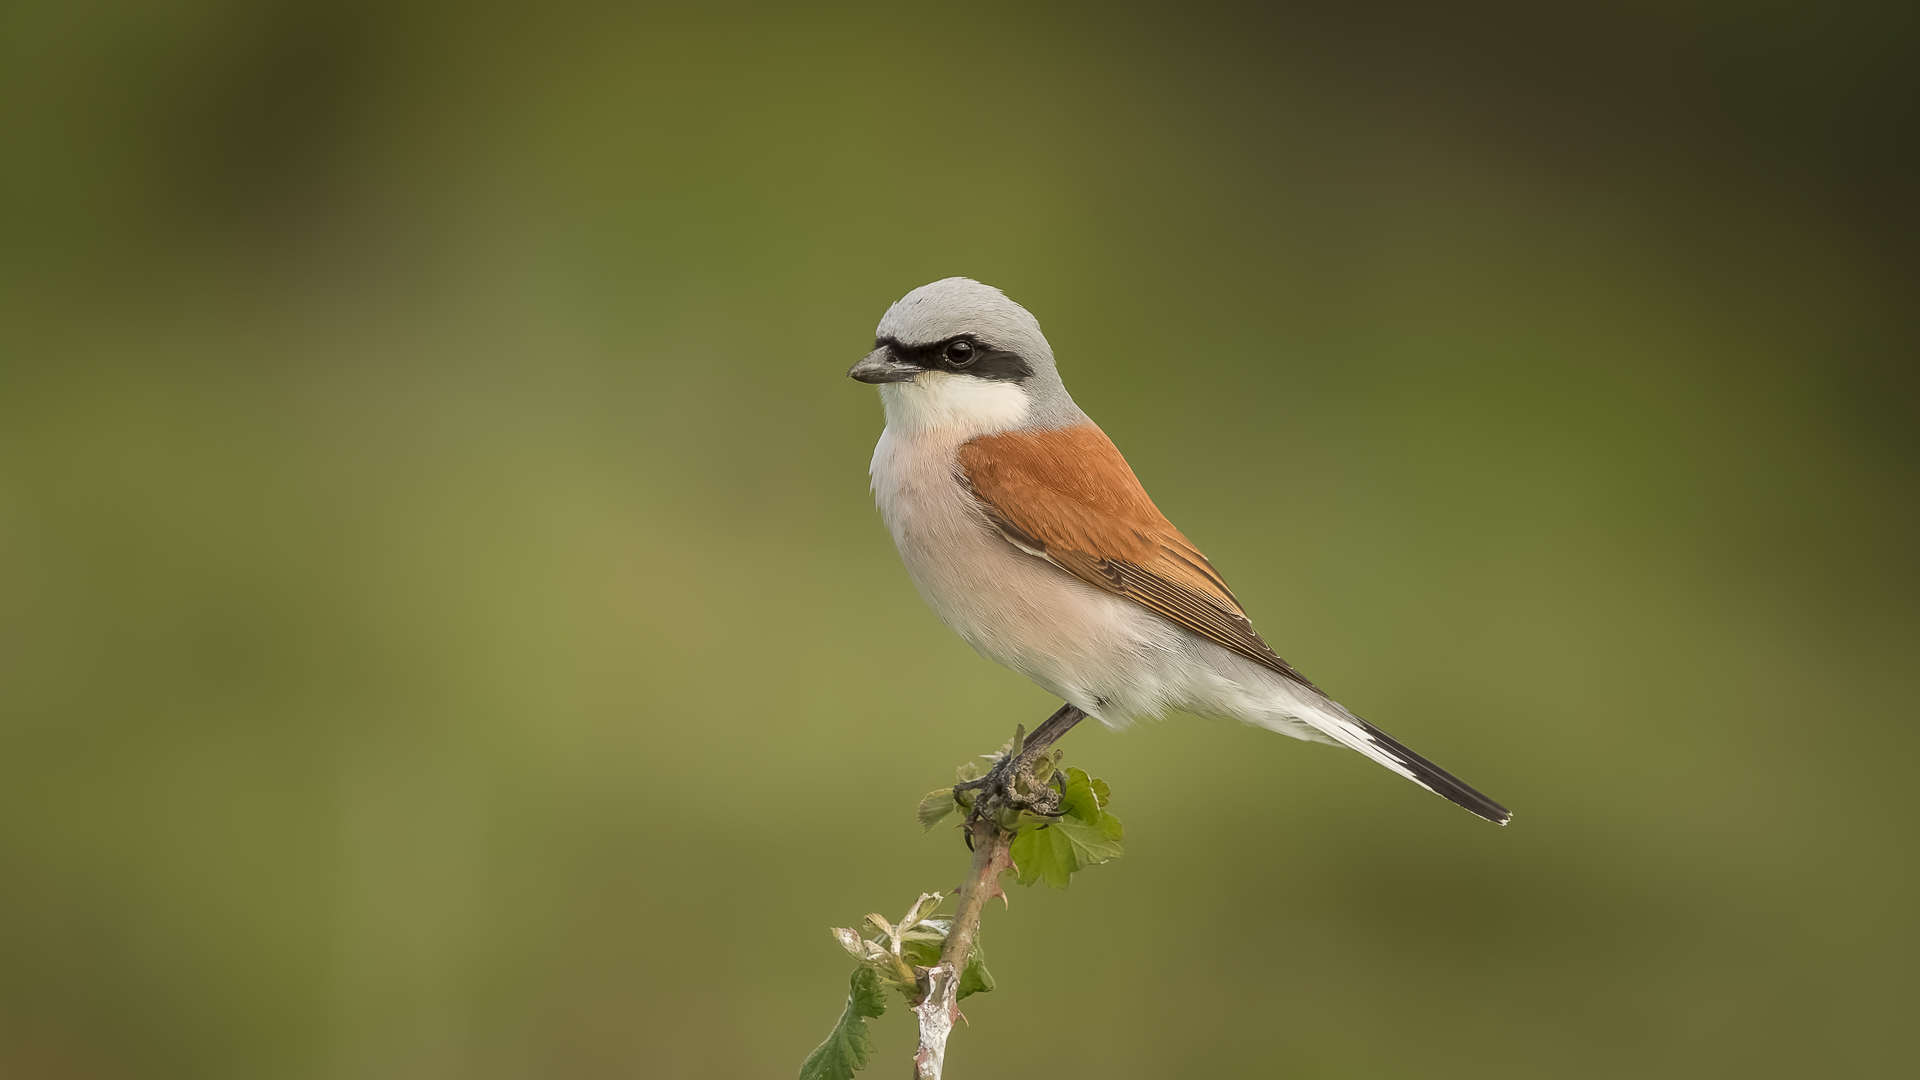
[
  {"x1": 956, "y1": 422, "x2": 1320, "y2": 691},
  {"x1": 956, "y1": 421, "x2": 1512, "y2": 825}
]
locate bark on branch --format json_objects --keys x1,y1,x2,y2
[{"x1": 913, "y1": 814, "x2": 1014, "y2": 1078}]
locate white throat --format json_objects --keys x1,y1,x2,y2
[{"x1": 879, "y1": 372, "x2": 1031, "y2": 441}]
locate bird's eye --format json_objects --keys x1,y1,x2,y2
[{"x1": 945, "y1": 340, "x2": 976, "y2": 366}]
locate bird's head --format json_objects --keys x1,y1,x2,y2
[{"x1": 848, "y1": 278, "x2": 1082, "y2": 437}]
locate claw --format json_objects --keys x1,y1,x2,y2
[{"x1": 951, "y1": 714, "x2": 1083, "y2": 827}]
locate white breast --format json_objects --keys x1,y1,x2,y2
[{"x1": 869, "y1": 419, "x2": 1114, "y2": 703}]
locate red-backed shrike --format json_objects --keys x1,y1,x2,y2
[{"x1": 850, "y1": 278, "x2": 1508, "y2": 824}]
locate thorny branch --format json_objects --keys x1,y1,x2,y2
[
  {"x1": 911, "y1": 707, "x2": 1084, "y2": 1078},
  {"x1": 912, "y1": 815, "x2": 1013, "y2": 1080},
  {"x1": 804, "y1": 709, "x2": 1121, "y2": 1080}
]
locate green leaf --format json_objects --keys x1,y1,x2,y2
[
  {"x1": 1009, "y1": 767, "x2": 1123, "y2": 890},
  {"x1": 1010, "y1": 820, "x2": 1077, "y2": 889},
  {"x1": 798, "y1": 967, "x2": 886, "y2": 1080},
  {"x1": 957, "y1": 936, "x2": 995, "y2": 1000},
  {"x1": 917, "y1": 789, "x2": 959, "y2": 832},
  {"x1": 1058, "y1": 767, "x2": 1102, "y2": 821},
  {"x1": 1055, "y1": 814, "x2": 1124, "y2": 865}
]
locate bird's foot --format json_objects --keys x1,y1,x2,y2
[{"x1": 953, "y1": 725, "x2": 1067, "y2": 820}]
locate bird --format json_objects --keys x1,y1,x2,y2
[{"x1": 848, "y1": 277, "x2": 1509, "y2": 825}]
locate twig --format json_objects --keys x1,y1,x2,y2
[
  {"x1": 910, "y1": 964, "x2": 956, "y2": 1080},
  {"x1": 914, "y1": 814, "x2": 1014, "y2": 1079}
]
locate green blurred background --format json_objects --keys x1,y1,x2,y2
[{"x1": 2, "y1": 1, "x2": 1916, "y2": 1077}]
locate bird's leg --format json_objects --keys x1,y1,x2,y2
[
  {"x1": 1022, "y1": 703, "x2": 1088, "y2": 755},
  {"x1": 953, "y1": 704, "x2": 1088, "y2": 818}
]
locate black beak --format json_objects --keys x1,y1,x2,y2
[{"x1": 847, "y1": 348, "x2": 919, "y2": 384}]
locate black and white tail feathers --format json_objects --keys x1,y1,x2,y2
[
  {"x1": 1298, "y1": 700, "x2": 1511, "y2": 824},
  {"x1": 1350, "y1": 717, "x2": 1510, "y2": 825}
]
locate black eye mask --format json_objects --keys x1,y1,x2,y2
[{"x1": 874, "y1": 335, "x2": 1033, "y2": 382}]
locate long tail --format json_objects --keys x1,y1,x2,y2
[{"x1": 1302, "y1": 702, "x2": 1512, "y2": 825}]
